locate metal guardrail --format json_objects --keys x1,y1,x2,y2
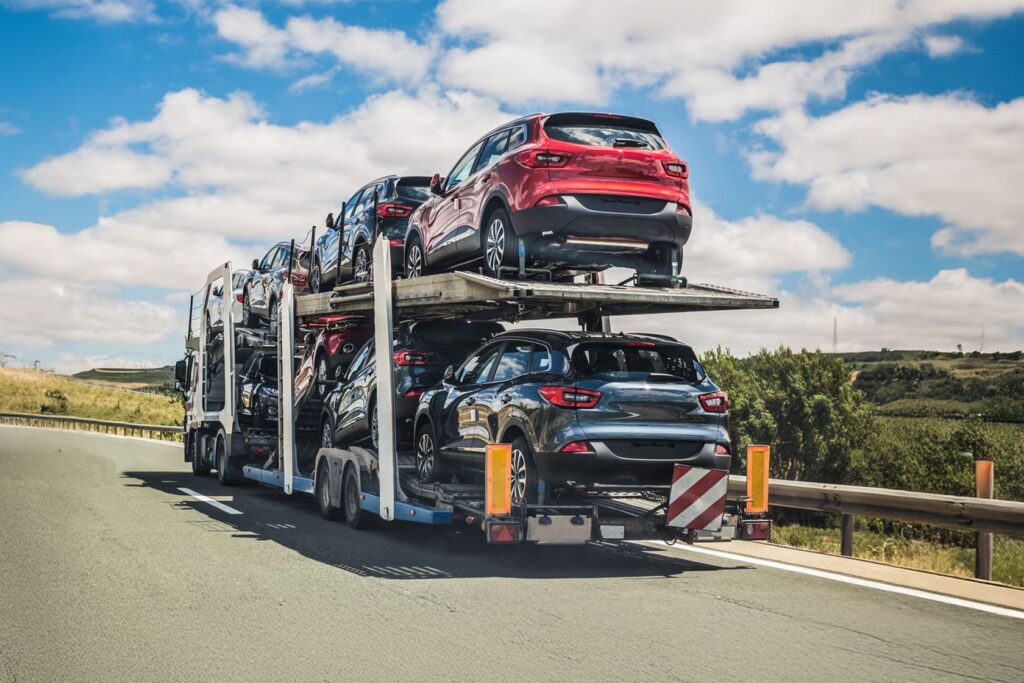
[{"x1": 0, "y1": 412, "x2": 182, "y2": 442}]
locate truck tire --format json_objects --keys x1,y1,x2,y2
[
  {"x1": 191, "y1": 432, "x2": 211, "y2": 476},
  {"x1": 343, "y1": 464, "x2": 375, "y2": 530},
  {"x1": 215, "y1": 431, "x2": 234, "y2": 486},
  {"x1": 316, "y1": 459, "x2": 338, "y2": 521}
]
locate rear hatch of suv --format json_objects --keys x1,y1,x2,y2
[{"x1": 567, "y1": 339, "x2": 726, "y2": 460}]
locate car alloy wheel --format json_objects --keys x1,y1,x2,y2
[
  {"x1": 486, "y1": 218, "x2": 505, "y2": 274},
  {"x1": 316, "y1": 356, "x2": 328, "y2": 397},
  {"x1": 406, "y1": 243, "x2": 423, "y2": 278},
  {"x1": 511, "y1": 446, "x2": 528, "y2": 506},
  {"x1": 310, "y1": 263, "x2": 321, "y2": 294},
  {"x1": 370, "y1": 405, "x2": 379, "y2": 450},
  {"x1": 354, "y1": 246, "x2": 371, "y2": 283},
  {"x1": 416, "y1": 430, "x2": 435, "y2": 481},
  {"x1": 322, "y1": 419, "x2": 333, "y2": 449}
]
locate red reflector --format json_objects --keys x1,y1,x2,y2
[
  {"x1": 403, "y1": 388, "x2": 425, "y2": 398},
  {"x1": 488, "y1": 522, "x2": 520, "y2": 543},
  {"x1": 393, "y1": 350, "x2": 431, "y2": 366},
  {"x1": 235, "y1": 293, "x2": 245, "y2": 303},
  {"x1": 698, "y1": 391, "x2": 728, "y2": 413},
  {"x1": 559, "y1": 440, "x2": 593, "y2": 454},
  {"x1": 534, "y1": 195, "x2": 566, "y2": 207},
  {"x1": 715, "y1": 443, "x2": 730, "y2": 456},
  {"x1": 742, "y1": 520, "x2": 772, "y2": 541},
  {"x1": 662, "y1": 160, "x2": 688, "y2": 178},
  {"x1": 377, "y1": 202, "x2": 414, "y2": 218},
  {"x1": 538, "y1": 385, "x2": 602, "y2": 409},
  {"x1": 389, "y1": 238, "x2": 404, "y2": 246},
  {"x1": 515, "y1": 149, "x2": 570, "y2": 168}
]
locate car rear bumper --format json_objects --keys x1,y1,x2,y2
[
  {"x1": 534, "y1": 440, "x2": 730, "y2": 487},
  {"x1": 511, "y1": 194, "x2": 691, "y2": 268}
]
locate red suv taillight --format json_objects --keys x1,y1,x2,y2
[
  {"x1": 699, "y1": 391, "x2": 728, "y2": 413},
  {"x1": 393, "y1": 351, "x2": 431, "y2": 366},
  {"x1": 289, "y1": 273, "x2": 308, "y2": 287},
  {"x1": 539, "y1": 385, "x2": 601, "y2": 409},
  {"x1": 662, "y1": 160, "x2": 688, "y2": 178},
  {"x1": 534, "y1": 195, "x2": 566, "y2": 207},
  {"x1": 560, "y1": 440, "x2": 593, "y2": 454},
  {"x1": 515, "y1": 149, "x2": 571, "y2": 168},
  {"x1": 403, "y1": 388, "x2": 425, "y2": 398},
  {"x1": 377, "y1": 203, "x2": 414, "y2": 218},
  {"x1": 715, "y1": 443, "x2": 730, "y2": 455}
]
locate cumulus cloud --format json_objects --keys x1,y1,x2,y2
[
  {"x1": 213, "y1": 5, "x2": 433, "y2": 83},
  {"x1": 923, "y1": 34, "x2": 966, "y2": 57},
  {"x1": 751, "y1": 94, "x2": 1024, "y2": 256},
  {"x1": 435, "y1": 0, "x2": 1024, "y2": 121},
  {"x1": 3, "y1": 0, "x2": 156, "y2": 23},
  {"x1": 0, "y1": 120, "x2": 20, "y2": 136}
]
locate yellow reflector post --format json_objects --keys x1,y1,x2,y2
[
  {"x1": 486, "y1": 444, "x2": 512, "y2": 516},
  {"x1": 746, "y1": 445, "x2": 770, "y2": 514}
]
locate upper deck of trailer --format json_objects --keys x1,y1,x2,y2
[{"x1": 295, "y1": 271, "x2": 779, "y2": 322}]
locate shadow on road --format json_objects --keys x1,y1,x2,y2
[{"x1": 124, "y1": 470, "x2": 746, "y2": 581}]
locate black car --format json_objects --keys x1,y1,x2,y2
[
  {"x1": 309, "y1": 175, "x2": 432, "y2": 292},
  {"x1": 238, "y1": 350, "x2": 280, "y2": 428},
  {"x1": 320, "y1": 320, "x2": 503, "y2": 452},
  {"x1": 243, "y1": 241, "x2": 311, "y2": 325},
  {"x1": 413, "y1": 330, "x2": 730, "y2": 504}
]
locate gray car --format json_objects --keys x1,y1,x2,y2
[
  {"x1": 413, "y1": 330, "x2": 730, "y2": 504},
  {"x1": 243, "y1": 241, "x2": 311, "y2": 326}
]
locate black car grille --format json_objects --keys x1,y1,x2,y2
[
  {"x1": 603, "y1": 439, "x2": 704, "y2": 460},
  {"x1": 575, "y1": 195, "x2": 667, "y2": 215}
]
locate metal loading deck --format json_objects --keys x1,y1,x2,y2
[{"x1": 294, "y1": 271, "x2": 779, "y2": 321}]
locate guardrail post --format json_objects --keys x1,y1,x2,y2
[
  {"x1": 840, "y1": 514, "x2": 854, "y2": 556},
  {"x1": 975, "y1": 459, "x2": 994, "y2": 580}
]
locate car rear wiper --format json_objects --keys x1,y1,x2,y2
[{"x1": 613, "y1": 138, "x2": 649, "y2": 148}]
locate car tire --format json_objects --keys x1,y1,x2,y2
[
  {"x1": 191, "y1": 433, "x2": 211, "y2": 476},
  {"x1": 215, "y1": 431, "x2": 234, "y2": 486},
  {"x1": 241, "y1": 288, "x2": 257, "y2": 328},
  {"x1": 353, "y1": 244, "x2": 371, "y2": 283},
  {"x1": 321, "y1": 416, "x2": 334, "y2": 449},
  {"x1": 315, "y1": 352, "x2": 329, "y2": 398},
  {"x1": 343, "y1": 464, "x2": 375, "y2": 530},
  {"x1": 510, "y1": 436, "x2": 539, "y2": 506},
  {"x1": 310, "y1": 260, "x2": 323, "y2": 294},
  {"x1": 483, "y1": 207, "x2": 518, "y2": 278},
  {"x1": 268, "y1": 297, "x2": 278, "y2": 325},
  {"x1": 405, "y1": 234, "x2": 425, "y2": 279},
  {"x1": 316, "y1": 459, "x2": 338, "y2": 521},
  {"x1": 369, "y1": 399, "x2": 379, "y2": 451},
  {"x1": 415, "y1": 422, "x2": 447, "y2": 483}
]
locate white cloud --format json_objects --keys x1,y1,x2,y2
[
  {"x1": 752, "y1": 94, "x2": 1024, "y2": 256},
  {"x1": 3, "y1": 0, "x2": 156, "y2": 23},
  {"x1": 20, "y1": 147, "x2": 172, "y2": 196},
  {"x1": 0, "y1": 277, "x2": 178, "y2": 349},
  {"x1": 0, "y1": 121, "x2": 20, "y2": 136},
  {"x1": 923, "y1": 34, "x2": 966, "y2": 57},
  {"x1": 213, "y1": 5, "x2": 433, "y2": 82},
  {"x1": 435, "y1": 0, "x2": 1024, "y2": 120}
]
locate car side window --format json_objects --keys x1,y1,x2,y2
[
  {"x1": 506, "y1": 124, "x2": 527, "y2": 151},
  {"x1": 346, "y1": 341, "x2": 373, "y2": 380},
  {"x1": 272, "y1": 247, "x2": 288, "y2": 269},
  {"x1": 445, "y1": 140, "x2": 485, "y2": 192},
  {"x1": 458, "y1": 343, "x2": 502, "y2": 385},
  {"x1": 530, "y1": 345, "x2": 552, "y2": 372},
  {"x1": 343, "y1": 189, "x2": 363, "y2": 221},
  {"x1": 491, "y1": 342, "x2": 535, "y2": 382},
  {"x1": 474, "y1": 130, "x2": 510, "y2": 174},
  {"x1": 259, "y1": 248, "x2": 276, "y2": 271}
]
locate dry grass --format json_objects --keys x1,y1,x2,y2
[
  {"x1": 772, "y1": 524, "x2": 1024, "y2": 587},
  {"x1": 0, "y1": 367, "x2": 183, "y2": 426}
]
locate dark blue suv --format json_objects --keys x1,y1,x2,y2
[
  {"x1": 413, "y1": 330, "x2": 730, "y2": 504},
  {"x1": 309, "y1": 175, "x2": 431, "y2": 292}
]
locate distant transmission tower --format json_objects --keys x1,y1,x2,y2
[{"x1": 833, "y1": 317, "x2": 838, "y2": 354}]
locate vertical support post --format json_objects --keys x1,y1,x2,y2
[
  {"x1": 372, "y1": 190, "x2": 380, "y2": 240},
  {"x1": 335, "y1": 201, "x2": 345, "y2": 287},
  {"x1": 840, "y1": 514, "x2": 854, "y2": 557},
  {"x1": 975, "y1": 459, "x2": 994, "y2": 580},
  {"x1": 372, "y1": 237, "x2": 397, "y2": 520},
  {"x1": 279, "y1": 282, "x2": 296, "y2": 494},
  {"x1": 287, "y1": 239, "x2": 295, "y2": 283}
]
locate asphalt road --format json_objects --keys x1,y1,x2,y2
[{"x1": 2, "y1": 426, "x2": 1022, "y2": 682}]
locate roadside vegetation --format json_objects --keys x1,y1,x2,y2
[
  {"x1": 0, "y1": 367, "x2": 183, "y2": 426},
  {"x1": 701, "y1": 347, "x2": 1024, "y2": 586}
]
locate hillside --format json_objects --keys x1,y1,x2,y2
[
  {"x1": 72, "y1": 365, "x2": 175, "y2": 390},
  {"x1": 0, "y1": 367, "x2": 183, "y2": 426}
]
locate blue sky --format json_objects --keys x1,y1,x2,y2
[{"x1": 1, "y1": 1, "x2": 1022, "y2": 372}]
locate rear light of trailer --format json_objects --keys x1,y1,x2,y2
[
  {"x1": 534, "y1": 195, "x2": 566, "y2": 207},
  {"x1": 516, "y1": 149, "x2": 571, "y2": 168},
  {"x1": 741, "y1": 519, "x2": 772, "y2": 541},
  {"x1": 393, "y1": 350, "x2": 431, "y2": 366},
  {"x1": 487, "y1": 521, "x2": 522, "y2": 543},
  {"x1": 377, "y1": 203, "x2": 414, "y2": 218},
  {"x1": 715, "y1": 443, "x2": 730, "y2": 455},
  {"x1": 539, "y1": 385, "x2": 602, "y2": 409},
  {"x1": 698, "y1": 391, "x2": 728, "y2": 413},
  {"x1": 403, "y1": 388, "x2": 425, "y2": 398},
  {"x1": 662, "y1": 161, "x2": 688, "y2": 178},
  {"x1": 559, "y1": 440, "x2": 593, "y2": 454},
  {"x1": 389, "y1": 238, "x2": 404, "y2": 247}
]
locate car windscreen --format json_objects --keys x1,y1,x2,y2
[
  {"x1": 570, "y1": 342, "x2": 704, "y2": 383},
  {"x1": 544, "y1": 114, "x2": 665, "y2": 149},
  {"x1": 395, "y1": 177, "x2": 431, "y2": 203}
]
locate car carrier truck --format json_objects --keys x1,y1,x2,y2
[{"x1": 178, "y1": 237, "x2": 778, "y2": 544}]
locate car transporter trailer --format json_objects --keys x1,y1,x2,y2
[{"x1": 182, "y1": 238, "x2": 779, "y2": 544}]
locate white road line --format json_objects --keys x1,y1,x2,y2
[
  {"x1": 177, "y1": 487, "x2": 243, "y2": 515},
  {"x1": 669, "y1": 543, "x2": 1024, "y2": 621}
]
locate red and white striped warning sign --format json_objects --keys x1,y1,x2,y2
[{"x1": 666, "y1": 465, "x2": 728, "y2": 531}]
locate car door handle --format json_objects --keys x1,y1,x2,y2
[{"x1": 465, "y1": 397, "x2": 476, "y2": 406}]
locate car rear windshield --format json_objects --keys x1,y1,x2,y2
[
  {"x1": 544, "y1": 113, "x2": 665, "y2": 150},
  {"x1": 571, "y1": 342, "x2": 704, "y2": 383},
  {"x1": 396, "y1": 177, "x2": 431, "y2": 202}
]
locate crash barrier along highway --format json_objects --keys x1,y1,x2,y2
[
  {"x1": 0, "y1": 411, "x2": 183, "y2": 441},
  {"x1": 180, "y1": 236, "x2": 781, "y2": 543}
]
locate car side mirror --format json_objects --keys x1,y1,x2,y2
[
  {"x1": 325, "y1": 212, "x2": 335, "y2": 230},
  {"x1": 443, "y1": 364, "x2": 454, "y2": 381},
  {"x1": 174, "y1": 359, "x2": 188, "y2": 383},
  {"x1": 251, "y1": 258, "x2": 260, "y2": 270},
  {"x1": 429, "y1": 173, "x2": 443, "y2": 196}
]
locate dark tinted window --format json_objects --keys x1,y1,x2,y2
[
  {"x1": 343, "y1": 189, "x2": 363, "y2": 220},
  {"x1": 492, "y1": 342, "x2": 534, "y2": 382},
  {"x1": 396, "y1": 182, "x2": 430, "y2": 202},
  {"x1": 445, "y1": 140, "x2": 485, "y2": 191},
  {"x1": 475, "y1": 130, "x2": 510, "y2": 173},
  {"x1": 271, "y1": 247, "x2": 287, "y2": 269},
  {"x1": 458, "y1": 343, "x2": 502, "y2": 384},
  {"x1": 544, "y1": 114, "x2": 665, "y2": 149},
  {"x1": 259, "y1": 248, "x2": 277, "y2": 270},
  {"x1": 346, "y1": 341, "x2": 373, "y2": 380},
  {"x1": 571, "y1": 342, "x2": 701, "y2": 383},
  {"x1": 507, "y1": 124, "x2": 527, "y2": 150}
]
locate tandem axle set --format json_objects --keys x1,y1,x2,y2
[{"x1": 180, "y1": 237, "x2": 778, "y2": 544}]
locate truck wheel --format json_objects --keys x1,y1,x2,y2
[
  {"x1": 191, "y1": 433, "x2": 211, "y2": 476},
  {"x1": 343, "y1": 464, "x2": 375, "y2": 530},
  {"x1": 510, "y1": 436, "x2": 539, "y2": 506},
  {"x1": 316, "y1": 459, "x2": 338, "y2": 521},
  {"x1": 215, "y1": 432, "x2": 234, "y2": 486}
]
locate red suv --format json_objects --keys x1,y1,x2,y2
[{"x1": 403, "y1": 112, "x2": 692, "y2": 284}]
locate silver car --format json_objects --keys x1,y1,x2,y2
[{"x1": 206, "y1": 269, "x2": 251, "y2": 335}]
